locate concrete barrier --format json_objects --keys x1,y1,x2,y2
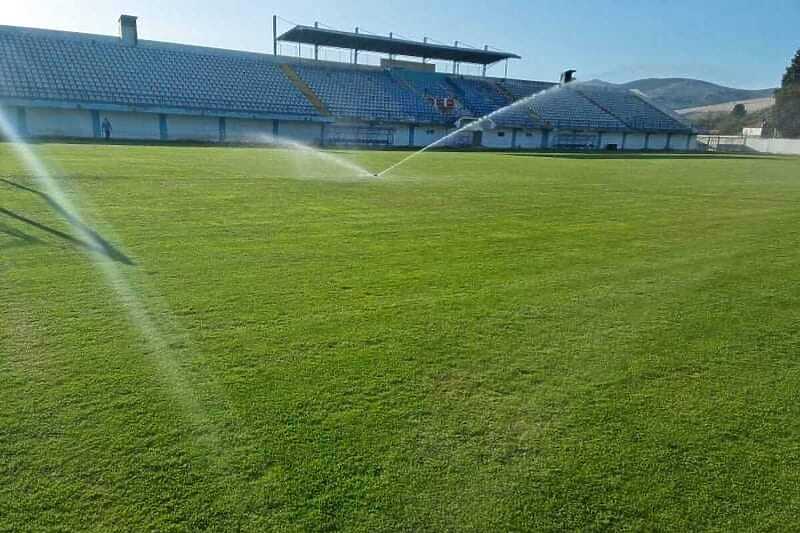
[{"x1": 744, "y1": 137, "x2": 800, "y2": 156}]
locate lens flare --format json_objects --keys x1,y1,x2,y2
[
  {"x1": 0, "y1": 108, "x2": 220, "y2": 449},
  {"x1": 258, "y1": 134, "x2": 374, "y2": 178}
]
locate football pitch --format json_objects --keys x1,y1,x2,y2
[{"x1": 2, "y1": 144, "x2": 800, "y2": 531}]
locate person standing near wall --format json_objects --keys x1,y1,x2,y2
[{"x1": 101, "y1": 117, "x2": 112, "y2": 141}]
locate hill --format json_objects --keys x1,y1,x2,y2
[
  {"x1": 676, "y1": 96, "x2": 775, "y2": 116},
  {"x1": 618, "y1": 78, "x2": 775, "y2": 110}
]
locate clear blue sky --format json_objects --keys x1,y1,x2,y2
[{"x1": 4, "y1": 0, "x2": 797, "y2": 88}]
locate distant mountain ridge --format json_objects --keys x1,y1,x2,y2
[{"x1": 614, "y1": 78, "x2": 776, "y2": 111}]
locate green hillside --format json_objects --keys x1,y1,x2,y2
[{"x1": 620, "y1": 78, "x2": 775, "y2": 110}]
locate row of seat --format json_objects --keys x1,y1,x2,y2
[
  {"x1": 0, "y1": 31, "x2": 318, "y2": 116},
  {"x1": 528, "y1": 86, "x2": 629, "y2": 130},
  {"x1": 572, "y1": 84, "x2": 689, "y2": 131},
  {"x1": 293, "y1": 65, "x2": 442, "y2": 123}
]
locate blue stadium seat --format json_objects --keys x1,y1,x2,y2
[
  {"x1": 0, "y1": 28, "x2": 319, "y2": 116},
  {"x1": 499, "y1": 79, "x2": 556, "y2": 101},
  {"x1": 573, "y1": 83, "x2": 692, "y2": 131},
  {"x1": 293, "y1": 64, "x2": 441, "y2": 123},
  {"x1": 446, "y1": 76, "x2": 510, "y2": 117},
  {"x1": 527, "y1": 86, "x2": 629, "y2": 130}
]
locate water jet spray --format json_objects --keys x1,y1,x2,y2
[{"x1": 375, "y1": 83, "x2": 567, "y2": 177}]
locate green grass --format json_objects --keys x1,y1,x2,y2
[{"x1": 2, "y1": 144, "x2": 800, "y2": 531}]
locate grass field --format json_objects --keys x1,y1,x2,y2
[{"x1": 2, "y1": 144, "x2": 800, "y2": 531}]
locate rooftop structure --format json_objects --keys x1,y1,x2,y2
[{"x1": 277, "y1": 25, "x2": 520, "y2": 65}]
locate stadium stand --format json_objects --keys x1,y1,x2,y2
[
  {"x1": 0, "y1": 16, "x2": 697, "y2": 150},
  {"x1": 292, "y1": 63, "x2": 440, "y2": 123},
  {"x1": 0, "y1": 27, "x2": 318, "y2": 117},
  {"x1": 499, "y1": 79, "x2": 556, "y2": 101},
  {"x1": 447, "y1": 76, "x2": 511, "y2": 117},
  {"x1": 572, "y1": 83, "x2": 691, "y2": 131},
  {"x1": 389, "y1": 69, "x2": 467, "y2": 118},
  {"x1": 528, "y1": 86, "x2": 630, "y2": 131}
]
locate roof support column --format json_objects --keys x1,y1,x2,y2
[
  {"x1": 219, "y1": 117, "x2": 226, "y2": 143},
  {"x1": 273, "y1": 15, "x2": 277, "y2": 55},
  {"x1": 314, "y1": 22, "x2": 319, "y2": 60},
  {"x1": 91, "y1": 110, "x2": 101, "y2": 139},
  {"x1": 17, "y1": 107, "x2": 28, "y2": 137},
  {"x1": 482, "y1": 46, "x2": 488, "y2": 77},
  {"x1": 422, "y1": 37, "x2": 428, "y2": 64},
  {"x1": 452, "y1": 41, "x2": 459, "y2": 75},
  {"x1": 354, "y1": 27, "x2": 359, "y2": 64},
  {"x1": 159, "y1": 114, "x2": 168, "y2": 141}
]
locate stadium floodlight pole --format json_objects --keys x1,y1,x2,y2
[
  {"x1": 273, "y1": 15, "x2": 277, "y2": 56},
  {"x1": 353, "y1": 27, "x2": 359, "y2": 64},
  {"x1": 314, "y1": 22, "x2": 319, "y2": 60}
]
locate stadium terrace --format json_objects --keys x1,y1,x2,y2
[{"x1": 0, "y1": 15, "x2": 697, "y2": 150}]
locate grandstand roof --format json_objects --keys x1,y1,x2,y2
[{"x1": 278, "y1": 26, "x2": 520, "y2": 65}]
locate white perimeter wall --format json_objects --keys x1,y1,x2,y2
[
  {"x1": 168, "y1": 115, "x2": 219, "y2": 142},
  {"x1": 483, "y1": 129, "x2": 514, "y2": 149},
  {"x1": 413, "y1": 126, "x2": 450, "y2": 147},
  {"x1": 647, "y1": 133, "x2": 669, "y2": 150},
  {"x1": 4, "y1": 106, "x2": 704, "y2": 153},
  {"x1": 745, "y1": 137, "x2": 800, "y2": 155},
  {"x1": 668, "y1": 134, "x2": 689, "y2": 150},
  {"x1": 27, "y1": 108, "x2": 94, "y2": 138},
  {"x1": 226, "y1": 118, "x2": 274, "y2": 143},
  {"x1": 278, "y1": 121, "x2": 322, "y2": 144},
  {"x1": 100, "y1": 111, "x2": 160, "y2": 140},
  {"x1": 516, "y1": 130, "x2": 544, "y2": 149},
  {"x1": 624, "y1": 133, "x2": 647, "y2": 150},
  {"x1": 600, "y1": 132, "x2": 625, "y2": 149},
  {"x1": 0, "y1": 106, "x2": 22, "y2": 135},
  {"x1": 391, "y1": 124, "x2": 411, "y2": 146}
]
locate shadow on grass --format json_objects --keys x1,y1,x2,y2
[
  {"x1": 503, "y1": 152, "x2": 773, "y2": 161},
  {"x1": 0, "y1": 222, "x2": 43, "y2": 251},
  {"x1": 0, "y1": 178, "x2": 134, "y2": 265}
]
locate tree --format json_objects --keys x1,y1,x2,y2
[
  {"x1": 774, "y1": 49, "x2": 800, "y2": 138},
  {"x1": 731, "y1": 103, "x2": 747, "y2": 119}
]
